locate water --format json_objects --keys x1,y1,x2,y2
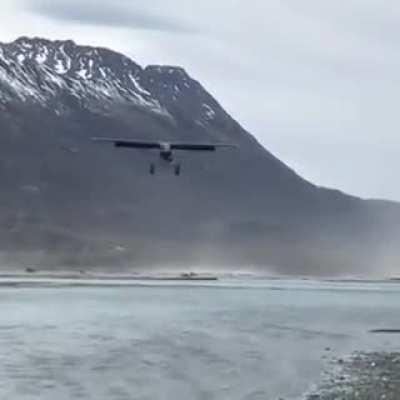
[{"x1": 0, "y1": 278, "x2": 399, "y2": 399}]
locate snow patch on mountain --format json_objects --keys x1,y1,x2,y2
[
  {"x1": 0, "y1": 37, "x2": 229, "y2": 126},
  {"x1": 0, "y1": 37, "x2": 171, "y2": 117},
  {"x1": 203, "y1": 103, "x2": 216, "y2": 120}
]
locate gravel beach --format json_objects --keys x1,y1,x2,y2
[{"x1": 306, "y1": 352, "x2": 400, "y2": 400}]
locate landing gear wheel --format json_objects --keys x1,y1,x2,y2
[
  {"x1": 174, "y1": 164, "x2": 181, "y2": 176},
  {"x1": 150, "y1": 163, "x2": 155, "y2": 175}
]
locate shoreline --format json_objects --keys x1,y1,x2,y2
[
  {"x1": 0, "y1": 271, "x2": 219, "y2": 283},
  {"x1": 0, "y1": 271, "x2": 399, "y2": 283},
  {"x1": 1, "y1": 272, "x2": 400, "y2": 290},
  {"x1": 0, "y1": 272, "x2": 219, "y2": 282}
]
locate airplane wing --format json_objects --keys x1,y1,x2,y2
[
  {"x1": 92, "y1": 137, "x2": 161, "y2": 149},
  {"x1": 93, "y1": 137, "x2": 238, "y2": 151},
  {"x1": 170, "y1": 143, "x2": 238, "y2": 151}
]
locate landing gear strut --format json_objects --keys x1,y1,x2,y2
[
  {"x1": 149, "y1": 163, "x2": 155, "y2": 175},
  {"x1": 174, "y1": 164, "x2": 181, "y2": 176}
]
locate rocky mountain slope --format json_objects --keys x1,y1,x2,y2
[{"x1": 0, "y1": 37, "x2": 399, "y2": 275}]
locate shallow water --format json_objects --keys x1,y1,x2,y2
[{"x1": 0, "y1": 278, "x2": 399, "y2": 399}]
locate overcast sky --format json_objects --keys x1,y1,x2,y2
[{"x1": 1, "y1": 0, "x2": 400, "y2": 200}]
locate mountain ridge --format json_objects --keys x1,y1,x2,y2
[{"x1": 0, "y1": 36, "x2": 399, "y2": 276}]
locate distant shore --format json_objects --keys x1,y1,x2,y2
[
  {"x1": 1, "y1": 270, "x2": 400, "y2": 282},
  {"x1": 0, "y1": 270, "x2": 219, "y2": 281}
]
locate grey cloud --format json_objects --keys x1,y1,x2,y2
[
  {"x1": 284, "y1": 0, "x2": 400, "y2": 46},
  {"x1": 27, "y1": 0, "x2": 194, "y2": 33}
]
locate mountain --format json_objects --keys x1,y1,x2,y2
[{"x1": 0, "y1": 36, "x2": 399, "y2": 275}]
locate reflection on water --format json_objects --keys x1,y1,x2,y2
[{"x1": 0, "y1": 279, "x2": 399, "y2": 399}]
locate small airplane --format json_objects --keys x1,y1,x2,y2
[{"x1": 92, "y1": 137, "x2": 238, "y2": 175}]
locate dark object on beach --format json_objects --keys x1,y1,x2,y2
[
  {"x1": 161, "y1": 273, "x2": 218, "y2": 281},
  {"x1": 25, "y1": 267, "x2": 37, "y2": 273},
  {"x1": 370, "y1": 329, "x2": 400, "y2": 334},
  {"x1": 181, "y1": 272, "x2": 198, "y2": 279}
]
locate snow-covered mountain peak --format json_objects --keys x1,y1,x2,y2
[
  {"x1": 0, "y1": 37, "x2": 223, "y2": 126},
  {"x1": 0, "y1": 37, "x2": 158, "y2": 112}
]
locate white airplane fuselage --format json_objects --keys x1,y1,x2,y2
[{"x1": 160, "y1": 143, "x2": 174, "y2": 163}]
